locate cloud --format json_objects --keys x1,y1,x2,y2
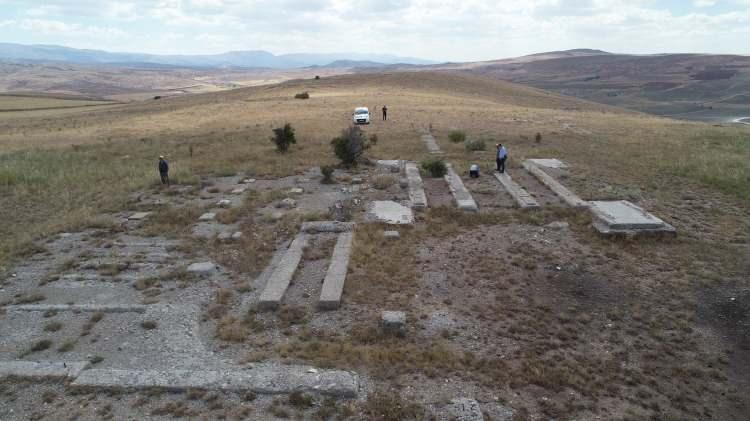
[{"x1": 0, "y1": 0, "x2": 749, "y2": 60}]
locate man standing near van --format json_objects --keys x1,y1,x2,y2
[
  {"x1": 382, "y1": 105, "x2": 388, "y2": 121},
  {"x1": 496, "y1": 144, "x2": 507, "y2": 173},
  {"x1": 158, "y1": 155, "x2": 170, "y2": 187}
]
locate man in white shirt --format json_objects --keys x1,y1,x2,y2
[{"x1": 496, "y1": 144, "x2": 508, "y2": 173}]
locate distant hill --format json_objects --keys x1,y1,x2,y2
[
  {"x1": 0, "y1": 43, "x2": 435, "y2": 69},
  {"x1": 373, "y1": 49, "x2": 750, "y2": 123}
]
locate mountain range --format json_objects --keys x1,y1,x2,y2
[{"x1": 0, "y1": 43, "x2": 435, "y2": 69}]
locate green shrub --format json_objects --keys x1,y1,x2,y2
[
  {"x1": 320, "y1": 165, "x2": 335, "y2": 184},
  {"x1": 421, "y1": 157, "x2": 448, "y2": 178},
  {"x1": 331, "y1": 126, "x2": 369, "y2": 167},
  {"x1": 294, "y1": 92, "x2": 310, "y2": 100},
  {"x1": 465, "y1": 139, "x2": 486, "y2": 152},
  {"x1": 271, "y1": 123, "x2": 296, "y2": 153},
  {"x1": 369, "y1": 134, "x2": 378, "y2": 145},
  {"x1": 535, "y1": 132, "x2": 542, "y2": 143},
  {"x1": 449, "y1": 131, "x2": 466, "y2": 143}
]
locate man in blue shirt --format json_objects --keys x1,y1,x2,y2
[
  {"x1": 158, "y1": 155, "x2": 170, "y2": 186},
  {"x1": 496, "y1": 144, "x2": 507, "y2": 173}
]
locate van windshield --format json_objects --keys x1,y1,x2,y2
[{"x1": 355, "y1": 110, "x2": 368, "y2": 115}]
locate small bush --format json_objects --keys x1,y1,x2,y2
[
  {"x1": 421, "y1": 157, "x2": 448, "y2": 178},
  {"x1": 369, "y1": 134, "x2": 378, "y2": 145},
  {"x1": 30, "y1": 339, "x2": 53, "y2": 353},
  {"x1": 289, "y1": 391, "x2": 313, "y2": 408},
  {"x1": 44, "y1": 322, "x2": 63, "y2": 332},
  {"x1": 271, "y1": 123, "x2": 297, "y2": 153},
  {"x1": 449, "y1": 131, "x2": 466, "y2": 143},
  {"x1": 294, "y1": 92, "x2": 310, "y2": 100},
  {"x1": 536, "y1": 132, "x2": 542, "y2": 143},
  {"x1": 320, "y1": 165, "x2": 335, "y2": 184},
  {"x1": 465, "y1": 139, "x2": 486, "y2": 152},
  {"x1": 331, "y1": 126, "x2": 369, "y2": 167},
  {"x1": 141, "y1": 320, "x2": 158, "y2": 330}
]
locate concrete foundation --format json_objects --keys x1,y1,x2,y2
[
  {"x1": 258, "y1": 234, "x2": 307, "y2": 310},
  {"x1": 301, "y1": 221, "x2": 355, "y2": 234},
  {"x1": 71, "y1": 365, "x2": 359, "y2": 397},
  {"x1": 0, "y1": 360, "x2": 91, "y2": 380},
  {"x1": 318, "y1": 232, "x2": 354, "y2": 310},
  {"x1": 494, "y1": 172, "x2": 540, "y2": 209},
  {"x1": 445, "y1": 164, "x2": 478, "y2": 212},
  {"x1": 590, "y1": 200, "x2": 676, "y2": 236},
  {"x1": 6, "y1": 304, "x2": 147, "y2": 313},
  {"x1": 405, "y1": 162, "x2": 428, "y2": 210},
  {"x1": 445, "y1": 398, "x2": 485, "y2": 421},
  {"x1": 527, "y1": 158, "x2": 568, "y2": 169},
  {"x1": 522, "y1": 160, "x2": 587, "y2": 208},
  {"x1": 421, "y1": 133, "x2": 442, "y2": 154}
]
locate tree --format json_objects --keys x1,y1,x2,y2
[
  {"x1": 331, "y1": 126, "x2": 369, "y2": 167},
  {"x1": 271, "y1": 123, "x2": 296, "y2": 153}
]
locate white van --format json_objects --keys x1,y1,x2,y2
[{"x1": 352, "y1": 107, "x2": 370, "y2": 125}]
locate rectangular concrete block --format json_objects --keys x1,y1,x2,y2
[
  {"x1": 421, "y1": 133, "x2": 442, "y2": 154},
  {"x1": 445, "y1": 164, "x2": 478, "y2": 212},
  {"x1": 319, "y1": 232, "x2": 354, "y2": 310},
  {"x1": 258, "y1": 234, "x2": 307, "y2": 310},
  {"x1": 405, "y1": 162, "x2": 428, "y2": 210},
  {"x1": 590, "y1": 200, "x2": 676, "y2": 236},
  {"x1": 301, "y1": 221, "x2": 355, "y2": 234},
  {"x1": 128, "y1": 212, "x2": 151, "y2": 221},
  {"x1": 494, "y1": 172, "x2": 540, "y2": 209},
  {"x1": 0, "y1": 360, "x2": 90, "y2": 380},
  {"x1": 71, "y1": 365, "x2": 359, "y2": 397},
  {"x1": 522, "y1": 160, "x2": 588, "y2": 208}
]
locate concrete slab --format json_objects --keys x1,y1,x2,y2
[
  {"x1": 422, "y1": 133, "x2": 443, "y2": 154},
  {"x1": 376, "y1": 160, "x2": 404, "y2": 173},
  {"x1": 494, "y1": 172, "x2": 540, "y2": 210},
  {"x1": 217, "y1": 199, "x2": 232, "y2": 208},
  {"x1": 384, "y1": 230, "x2": 400, "y2": 239},
  {"x1": 301, "y1": 221, "x2": 355, "y2": 234},
  {"x1": 382, "y1": 311, "x2": 406, "y2": 336},
  {"x1": 590, "y1": 200, "x2": 676, "y2": 236},
  {"x1": 405, "y1": 162, "x2": 428, "y2": 210},
  {"x1": 0, "y1": 360, "x2": 90, "y2": 380},
  {"x1": 71, "y1": 365, "x2": 359, "y2": 397},
  {"x1": 522, "y1": 160, "x2": 588, "y2": 208},
  {"x1": 445, "y1": 164, "x2": 478, "y2": 212},
  {"x1": 199, "y1": 212, "x2": 216, "y2": 221},
  {"x1": 368, "y1": 201, "x2": 414, "y2": 225},
  {"x1": 528, "y1": 158, "x2": 568, "y2": 169},
  {"x1": 258, "y1": 234, "x2": 307, "y2": 310},
  {"x1": 128, "y1": 212, "x2": 151, "y2": 221},
  {"x1": 319, "y1": 232, "x2": 354, "y2": 310},
  {"x1": 6, "y1": 304, "x2": 147, "y2": 313}
]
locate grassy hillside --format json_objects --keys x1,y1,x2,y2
[{"x1": 1, "y1": 71, "x2": 749, "y2": 267}]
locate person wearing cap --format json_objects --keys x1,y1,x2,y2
[
  {"x1": 158, "y1": 156, "x2": 170, "y2": 186},
  {"x1": 496, "y1": 143, "x2": 507, "y2": 173}
]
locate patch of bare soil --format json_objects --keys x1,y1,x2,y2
[
  {"x1": 423, "y1": 177, "x2": 454, "y2": 208},
  {"x1": 462, "y1": 173, "x2": 516, "y2": 211},
  {"x1": 509, "y1": 166, "x2": 564, "y2": 206}
]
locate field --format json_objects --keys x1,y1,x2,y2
[
  {"x1": 0, "y1": 94, "x2": 116, "y2": 112},
  {"x1": 1, "y1": 71, "x2": 749, "y2": 420}
]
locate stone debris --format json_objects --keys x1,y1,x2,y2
[
  {"x1": 351, "y1": 177, "x2": 363, "y2": 185},
  {"x1": 217, "y1": 199, "x2": 232, "y2": 208},
  {"x1": 319, "y1": 232, "x2": 354, "y2": 310},
  {"x1": 405, "y1": 162, "x2": 428, "y2": 211},
  {"x1": 231, "y1": 231, "x2": 243, "y2": 240},
  {"x1": 523, "y1": 160, "x2": 587, "y2": 208},
  {"x1": 384, "y1": 230, "x2": 400, "y2": 239},
  {"x1": 445, "y1": 398, "x2": 485, "y2": 421},
  {"x1": 217, "y1": 232, "x2": 232, "y2": 241},
  {"x1": 240, "y1": 178, "x2": 256, "y2": 184},
  {"x1": 71, "y1": 365, "x2": 359, "y2": 397},
  {"x1": 494, "y1": 172, "x2": 540, "y2": 210},
  {"x1": 128, "y1": 212, "x2": 152, "y2": 221},
  {"x1": 368, "y1": 201, "x2": 414, "y2": 225},
  {"x1": 590, "y1": 200, "x2": 676, "y2": 236},
  {"x1": 445, "y1": 164, "x2": 478, "y2": 212},
  {"x1": 288, "y1": 188, "x2": 304, "y2": 195},
  {"x1": 258, "y1": 234, "x2": 307, "y2": 310},
  {"x1": 546, "y1": 221, "x2": 570, "y2": 230},
  {"x1": 382, "y1": 311, "x2": 406, "y2": 336},
  {"x1": 376, "y1": 160, "x2": 404, "y2": 173},
  {"x1": 187, "y1": 262, "x2": 218, "y2": 276},
  {"x1": 199, "y1": 212, "x2": 216, "y2": 221},
  {"x1": 277, "y1": 198, "x2": 297, "y2": 209},
  {"x1": 231, "y1": 187, "x2": 247, "y2": 195},
  {"x1": 0, "y1": 360, "x2": 91, "y2": 380}
]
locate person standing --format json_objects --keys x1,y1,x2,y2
[
  {"x1": 496, "y1": 144, "x2": 507, "y2": 173},
  {"x1": 158, "y1": 155, "x2": 170, "y2": 186},
  {"x1": 382, "y1": 105, "x2": 388, "y2": 121}
]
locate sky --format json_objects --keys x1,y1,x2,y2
[{"x1": 0, "y1": 0, "x2": 749, "y2": 62}]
